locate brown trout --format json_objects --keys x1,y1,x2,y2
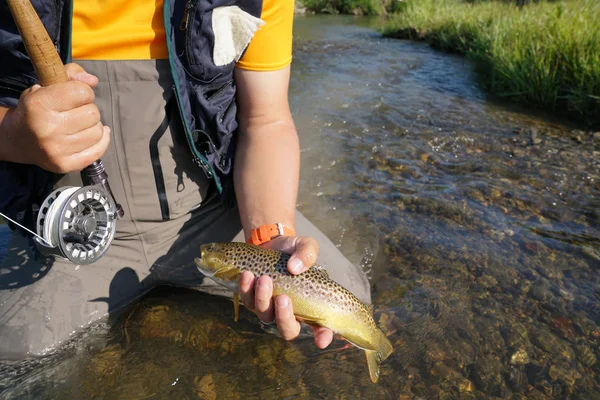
[{"x1": 194, "y1": 242, "x2": 393, "y2": 383}]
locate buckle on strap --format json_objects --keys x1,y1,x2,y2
[{"x1": 246, "y1": 223, "x2": 296, "y2": 246}]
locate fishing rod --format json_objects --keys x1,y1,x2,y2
[{"x1": 2, "y1": 0, "x2": 124, "y2": 264}]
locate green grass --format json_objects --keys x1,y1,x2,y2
[
  {"x1": 299, "y1": 0, "x2": 399, "y2": 16},
  {"x1": 382, "y1": 0, "x2": 600, "y2": 126}
]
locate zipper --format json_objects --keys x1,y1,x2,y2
[
  {"x1": 193, "y1": 158, "x2": 213, "y2": 177},
  {"x1": 164, "y1": 0, "x2": 220, "y2": 191},
  {"x1": 206, "y1": 79, "x2": 234, "y2": 102},
  {"x1": 171, "y1": 85, "x2": 214, "y2": 180},
  {"x1": 180, "y1": 0, "x2": 193, "y2": 30},
  {"x1": 184, "y1": 0, "x2": 200, "y2": 68}
]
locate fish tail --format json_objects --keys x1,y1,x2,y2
[
  {"x1": 365, "y1": 350, "x2": 380, "y2": 383},
  {"x1": 379, "y1": 331, "x2": 394, "y2": 361},
  {"x1": 365, "y1": 331, "x2": 394, "y2": 383}
]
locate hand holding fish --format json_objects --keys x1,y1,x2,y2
[
  {"x1": 195, "y1": 242, "x2": 394, "y2": 383},
  {"x1": 238, "y1": 235, "x2": 335, "y2": 349}
]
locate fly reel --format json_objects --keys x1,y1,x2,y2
[
  {"x1": 34, "y1": 184, "x2": 120, "y2": 264},
  {"x1": 33, "y1": 161, "x2": 124, "y2": 265}
]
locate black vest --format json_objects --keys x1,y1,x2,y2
[{"x1": 0, "y1": 0, "x2": 263, "y2": 231}]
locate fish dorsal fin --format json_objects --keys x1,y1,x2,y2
[
  {"x1": 312, "y1": 264, "x2": 329, "y2": 279},
  {"x1": 365, "y1": 350, "x2": 381, "y2": 383}
]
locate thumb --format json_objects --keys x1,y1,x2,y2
[
  {"x1": 287, "y1": 236, "x2": 319, "y2": 275},
  {"x1": 261, "y1": 235, "x2": 319, "y2": 275},
  {"x1": 64, "y1": 63, "x2": 99, "y2": 87}
]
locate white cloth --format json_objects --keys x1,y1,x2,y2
[{"x1": 212, "y1": 6, "x2": 265, "y2": 66}]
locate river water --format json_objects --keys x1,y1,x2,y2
[{"x1": 1, "y1": 15, "x2": 599, "y2": 399}]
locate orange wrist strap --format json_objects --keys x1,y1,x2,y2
[{"x1": 247, "y1": 223, "x2": 295, "y2": 246}]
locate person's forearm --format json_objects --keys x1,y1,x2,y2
[{"x1": 233, "y1": 118, "x2": 300, "y2": 240}]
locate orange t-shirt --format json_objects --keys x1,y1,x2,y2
[{"x1": 71, "y1": 0, "x2": 293, "y2": 71}]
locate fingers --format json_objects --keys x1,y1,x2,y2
[
  {"x1": 312, "y1": 326, "x2": 334, "y2": 349},
  {"x1": 45, "y1": 81, "x2": 96, "y2": 112},
  {"x1": 239, "y1": 271, "x2": 297, "y2": 337},
  {"x1": 19, "y1": 65, "x2": 97, "y2": 113},
  {"x1": 64, "y1": 63, "x2": 99, "y2": 87},
  {"x1": 63, "y1": 122, "x2": 107, "y2": 155},
  {"x1": 60, "y1": 103, "x2": 102, "y2": 135},
  {"x1": 254, "y1": 276, "x2": 275, "y2": 323},
  {"x1": 239, "y1": 271, "x2": 256, "y2": 313},
  {"x1": 53, "y1": 125, "x2": 110, "y2": 173},
  {"x1": 240, "y1": 272, "x2": 275, "y2": 324},
  {"x1": 274, "y1": 295, "x2": 301, "y2": 341},
  {"x1": 24, "y1": 80, "x2": 95, "y2": 114},
  {"x1": 20, "y1": 84, "x2": 42, "y2": 98},
  {"x1": 19, "y1": 70, "x2": 92, "y2": 97},
  {"x1": 239, "y1": 273, "x2": 331, "y2": 347}
]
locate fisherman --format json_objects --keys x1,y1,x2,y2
[{"x1": 0, "y1": 0, "x2": 372, "y2": 358}]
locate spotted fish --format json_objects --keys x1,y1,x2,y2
[{"x1": 194, "y1": 242, "x2": 393, "y2": 383}]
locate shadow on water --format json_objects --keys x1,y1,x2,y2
[
  {"x1": 0, "y1": 223, "x2": 7, "y2": 267},
  {"x1": 1, "y1": 14, "x2": 600, "y2": 399}
]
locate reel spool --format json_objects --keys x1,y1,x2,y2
[{"x1": 34, "y1": 184, "x2": 120, "y2": 264}]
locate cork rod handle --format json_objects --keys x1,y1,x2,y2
[{"x1": 7, "y1": 0, "x2": 68, "y2": 86}]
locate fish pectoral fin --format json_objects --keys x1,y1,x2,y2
[
  {"x1": 294, "y1": 314, "x2": 326, "y2": 328},
  {"x1": 233, "y1": 292, "x2": 239, "y2": 322},
  {"x1": 214, "y1": 267, "x2": 241, "y2": 282},
  {"x1": 365, "y1": 350, "x2": 381, "y2": 384}
]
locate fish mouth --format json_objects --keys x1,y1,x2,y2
[
  {"x1": 193, "y1": 256, "x2": 211, "y2": 275},
  {"x1": 194, "y1": 256, "x2": 237, "y2": 283},
  {"x1": 195, "y1": 243, "x2": 228, "y2": 277},
  {"x1": 194, "y1": 256, "x2": 229, "y2": 277},
  {"x1": 195, "y1": 244, "x2": 212, "y2": 275}
]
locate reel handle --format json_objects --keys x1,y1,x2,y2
[
  {"x1": 82, "y1": 161, "x2": 125, "y2": 219},
  {"x1": 7, "y1": 0, "x2": 124, "y2": 220},
  {"x1": 6, "y1": 0, "x2": 68, "y2": 86}
]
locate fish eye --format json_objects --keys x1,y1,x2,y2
[{"x1": 206, "y1": 243, "x2": 216, "y2": 252}]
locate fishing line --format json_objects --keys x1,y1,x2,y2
[
  {"x1": 0, "y1": 211, "x2": 52, "y2": 246},
  {"x1": 41, "y1": 187, "x2": 79, "y2": 248}
]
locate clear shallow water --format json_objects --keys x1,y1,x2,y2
[{"x1": 1, "y1": 15, "x2": 599, "y2": 399}]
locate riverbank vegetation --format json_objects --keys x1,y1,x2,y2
[
  {"x1": 299, "y1": 0, "x2": 402, "y2": 16},
  {"x1": 299, "y1": 0, "x2": 600, "y2": 126},
  {"x1": 383, "y1": 0, "x2": 600, "y2": 126}
]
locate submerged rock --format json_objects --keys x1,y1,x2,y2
[
  {"x1": 575, "y1": 344, "x2": 597, "y2": 367},
  {"x1": 508, "y1": 366, "x2": 528, "y2": 393},
  {"x1": 510, "y1": 348, "x2": 530, "y2": 366},
  {"x1": 548, "y1": 365, "x2": 581, "y2": 386}
]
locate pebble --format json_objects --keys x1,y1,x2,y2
[{"x1": 510, "y1": 348, "x2": 530, "y2": 365}]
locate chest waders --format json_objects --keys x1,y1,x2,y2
[
  {"x1": 0, "y1": 0, "x2": 374, "y2": 361},
  {"x1": 1, "y1": 0, "x2": 263, "y2": 266}
]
